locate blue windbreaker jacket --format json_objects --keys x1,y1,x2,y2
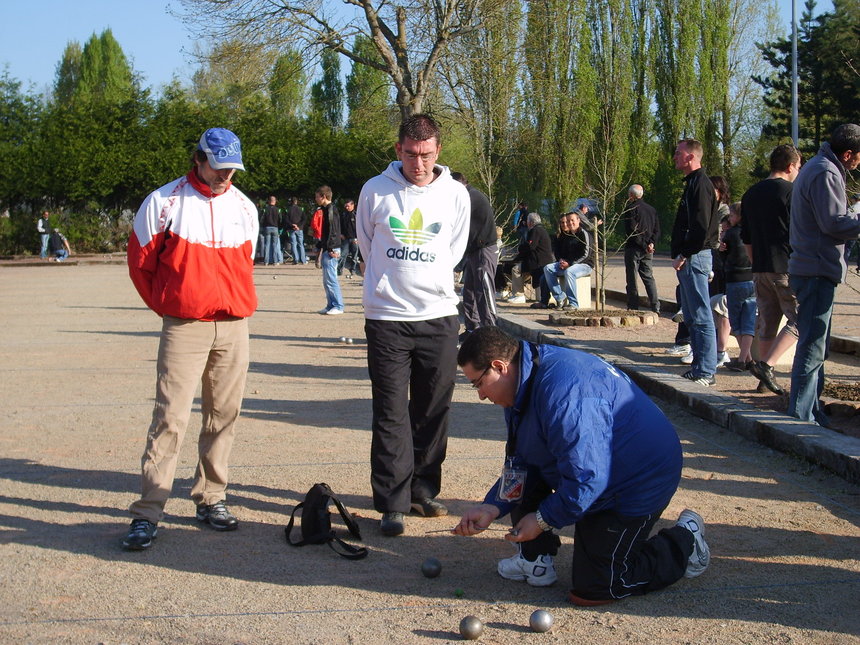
[{"x1": 483, "y1": 342, "x2": 683, "y2": 529}]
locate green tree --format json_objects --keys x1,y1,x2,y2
[
  {"x1": 522, "y1": 0, "x2": 597, "y2": 214},
  {"x1": 755, "y1": 0, "x2": 860, "y2": 152},
  {"x1": 54, "y1": 42, "x2": 82, "y2": 105},
  {"x1": 310, "y1": 49, "x2": 344, "y2": 128},
  {"x1": 439, "y1": 0, "x2": 521, "y2": 213},
  {"x1": 270, "y1": 50, "x2": 307, "y2": 120}
]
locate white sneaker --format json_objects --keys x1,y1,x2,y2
[
  {"x1": 680, "y1": 351, "x2": 694, "y2": 365},
  {"x1": 677, "y1": 509, "x2": 710, "y2": 578},
  {"x1": 716, "y1": 351, "x2": 729, "y2": 367},
  {"x1": 666, "y1": 344, "x2": 691, "y2": 356},
  {"x1": 325, "y1": 308, "x2": 344, "y2": 315},
  {"x1": 497, "y1": 546, "x2": 557, "y2": 587},
  {"x1": 507, "y1": 294, "x2": 526, "y2": 304}
]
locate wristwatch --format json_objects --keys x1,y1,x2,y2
[{"x1": 534, "y1": 510, "x2": 551, "y2": 532}]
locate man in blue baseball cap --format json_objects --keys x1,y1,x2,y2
[{"x1": 123, "y1": 127, "x2": 258, "y2": 551}]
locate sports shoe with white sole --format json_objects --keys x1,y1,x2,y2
[
  {"x1": 677, "y1": 509, "x2": 710, "y2": 578},
  {"x1": 680, "y1": 351, "x2": 694, "y2": 365},
  {"x1": 682, "y1": 370, "x2": 715, "y2": 386},
  {"x1": 665, "y1": 343, "x2": 691, "y2": 356},
  {"x1": 715, "y1": 351, "x2": 729, "y2": 367},
  {"x1": 506, "y1": 294, "x2": 526, "y2": 304},
  {"x1": 497, "y1": 546, "x2": 557, "y2": 586}
]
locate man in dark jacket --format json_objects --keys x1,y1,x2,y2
[
  {"x1": 541, "y1": 211, "x2": 593, "y2": 310},
  {"x1": 624, "y1": 185, "x2": 660, "y2": 312},
  {"x1": 314, "y1": 185, "x2": 344, "y2": 315},
  {"x1": 740, "y1": 144, "x2": 801, "y2": 394},
  {"x1": 515, "y1": 213, "x2": 554, "y2": 303},
  {"x1": 338, "y1": 198, "x2": 360, "y2": 277},
  {"x1": 453, "y1": 172, "x2": 498, "y2": 337},
  {"x1": 260, "y1": 195, "x2": 283, "y2": 265},
  {"x1": 787, "y1": 123, "x2": 860, "y2": 426},
  {"x1": 285, "y1": 196, "x2": 307, "y2": 264},
  {"x1": 671, "y1": 139, "x2": 720, "y2": 387},
  {"x1": 454, "y1": 327, "x2": 709, "y2": 605}
]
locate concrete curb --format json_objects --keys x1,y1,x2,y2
[{"x1": 498, "y1": 311, "x2": 860, "y2": 485}]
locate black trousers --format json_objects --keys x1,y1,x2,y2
[
  {"x1": 462, "y1": 245, "x2": 499, "y2": 331},
  {"x1": 512, "y1": 474, "x2": 692, "y2": 602},
  {"x1": 365, "y1": 316, "x2": 459, "y2": 513},
  {"x1": 625, "y1": 246, "x2": 660, "y2": 312},
  {"x1": 571, "y1": 508, "x2": 692, "y2": 601}
]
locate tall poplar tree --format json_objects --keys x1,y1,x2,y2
[{"x1": 522, "y1": 0, "x2": 598, "y2": 213}]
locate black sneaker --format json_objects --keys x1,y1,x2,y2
[
  {"x1": 196, "y1": 501, "x2": 239, "y2": 531},
  {"x1": 380, "y1": 511, "x2": 405, "y2": 536},
  {"x1": 411, "y1": 497, "x2": 448, "y2": 517},
  {"x1": 682, "y1": 370, "x2": 715, "y2": 387},
  {"x1": 724, "y1": 359, "x2": 752, "y2": 372},
  {"x1": 749, "y1": 360, "x2": 785, "y2": 395},
  {"x1": 122, "y1": 519, "x2": 157, "y2": 551}
]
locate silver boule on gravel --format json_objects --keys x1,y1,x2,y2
[
  {"x1": 529, "y1": 609, "x2": 554, "y2": 633},
  {"x1": 459, "y1": 615, "x2": 484, "y2": 640},
  {"x1": 421, "y1": 556, "x2": 441, "y2": 578}
]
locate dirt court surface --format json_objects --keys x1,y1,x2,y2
[{"x1": 1, "y1": 263, "x2": 858, "y2": 644}]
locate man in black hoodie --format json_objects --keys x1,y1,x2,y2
[{"x1": 670, "y1": 139, "x2": 720, "y2": 387}]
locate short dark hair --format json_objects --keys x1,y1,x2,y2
[
  {"x1": 710, "y1": 175, "x2": 730, "y2": 203},
  {"x1": 457, "y1": 327, "x2": 519, "y2": 371},
  {"x1": 830, "y1": 123, "x2": 860, "y2": 156},
  {"x1": 398, "y1": 114, "x2": 441, "y2": 146},
  {"x1": 316, "y1": 185, "x2": 332, "y2": 200},
  {"x1": 769, "y1": 144, "x2": 801, "y2": 172}
]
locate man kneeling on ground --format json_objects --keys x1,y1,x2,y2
[{"x1": 453, "y1": 327, "x2": 709, "y2": 605}]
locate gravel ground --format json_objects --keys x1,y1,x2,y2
[{"x1": 0, "y1": 263, "x2": 858, "y2": 644}]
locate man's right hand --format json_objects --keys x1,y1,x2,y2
[{"x1": 453, "y1": 504, "x2": 501, "y2": 536}]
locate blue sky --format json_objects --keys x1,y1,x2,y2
[
  {"x1": 0, "y1": 0, "x2": 834, "y2": 95},
  {"x1": 1, "y1": 1, "x2": 194, "y2": 93}
]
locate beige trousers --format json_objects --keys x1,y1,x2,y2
[{"x1": 129, "y1": 316, "x2": 250, "y2": 523}]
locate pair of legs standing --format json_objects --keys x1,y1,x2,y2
[
  {"x1": 365, "y1": 316, "x2": 458, "y2": 529},
  {"x1": 788, "y1": 275, "x2": 835, "y2": 426},
  {"x1": 125, "y1": 316, "x2": 249, "y2": 548},
  {"x1": 262, "y1": 226, "x2": 282, "y2": 264},
  {"x1": 320, "y1": 250, "x2": 344, "y2": 313},
  {"x1": 624, "y1": 246, "x2": 660, "y2": 312},
  {"x1": 289, "y1": 229, "x2": 307, "y2": 264},
  {"x1": 676, "y1": 251, "x2": 717, "y2": 378},
  {"x1": 462, "y1": 245, "x2": 498, "y2": 331}
]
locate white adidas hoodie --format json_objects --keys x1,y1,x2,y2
[{"x1": 357, "y1": 162, "x2": 470, "y2": 321}]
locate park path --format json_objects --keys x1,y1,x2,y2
[{"x1": 0, "y1": 262, "x2": 857, "y2": 644}]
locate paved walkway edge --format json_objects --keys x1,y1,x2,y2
[{"x1": 498, "y1": 312, "x2": 860, "y2": 485}]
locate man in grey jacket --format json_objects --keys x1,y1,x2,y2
[{"x1": 787, "y1": 123, "x2": 860, "y2": 426}]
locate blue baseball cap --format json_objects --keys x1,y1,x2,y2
[{"x1": 198, "y1": 128, "x2": 245, "y2": 171}]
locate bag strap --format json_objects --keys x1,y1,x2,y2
[
  {"x1": 285, "y1": 502, "x2": 307, "y2": 547},
  {"x1": 328, "y1": 492, "x2": 363, "y2": 540},
  {"x1": 328, "y1": 536, "x2": 368, "y2": 560}
]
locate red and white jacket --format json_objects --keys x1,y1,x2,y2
[{"x1": 127, "y1": 170, "x2": 259, "y2": 320}]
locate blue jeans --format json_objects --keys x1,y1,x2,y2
[
  {"x1": 543, "y1": 262, "x2": 592, "y2": 307},
  {"x1": 289, "y1": 229, "x2": 306, "y2": 264},
  {"x1": 40, "y1": 234, "x2": 49, "y2": 259},
  {"x1": 676, "y1": 251, "x2": 716, "y2": 377},
  {"x1": 262, "y1": 227, "x2": 282, "y2": 264},
  {"x1": 338, "y1": 239, "x2": 359, "y2": 275},
  {"x1": 725, "y1": 281, "x2": 756, "y2": 336},
  {"x1": 788, "y1": 275, "x2": 834, "y2": 426},
  {"x1": 321, "y1": 250, "x2": 344, "y2": 311}
]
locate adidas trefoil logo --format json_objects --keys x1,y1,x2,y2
[{"x1": 389, "y1": 209, "x2": 441, "y2": 245}]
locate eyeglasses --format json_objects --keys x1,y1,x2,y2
[{"x1": 471, "y1": 366, "x2": 493, "y2": 389}]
